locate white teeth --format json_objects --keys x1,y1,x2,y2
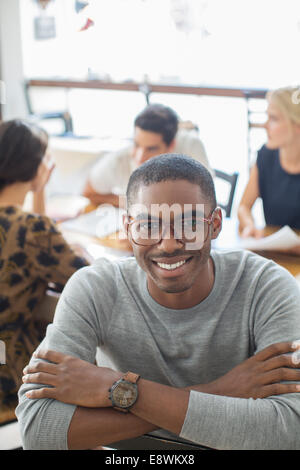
[{"x1": 157, "y1": 260, "x2": 186, "y2": 270}]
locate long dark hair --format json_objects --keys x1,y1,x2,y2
[{"x1": 0, "y1": 119, "x2": 48, "y2": 192}]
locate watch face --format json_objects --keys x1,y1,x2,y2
[{"x1": 111, "y1": 380, "x2": 138, "y2": 408}]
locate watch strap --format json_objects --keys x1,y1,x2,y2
[{"x1": 123, "y1": 371, "x2": 140, "y2": 384}]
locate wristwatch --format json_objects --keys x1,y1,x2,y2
[{"x1": 109, "y1": 371, "x2": 140, "y2": 413}]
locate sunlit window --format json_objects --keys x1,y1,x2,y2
[{"x1": 21, "y1": 0, "x2": 300, "y2": 87}]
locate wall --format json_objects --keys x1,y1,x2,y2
[{"x1": 0, "y1": 0, "x2": 27, "y2": 120}]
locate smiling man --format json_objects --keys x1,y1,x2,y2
[{"x1": 17, "y1": 154, "x2": 300, "y2": 450}]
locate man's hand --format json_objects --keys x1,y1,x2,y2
[
  {"x1": 192, "y1": 341, "x2": 300, "y2": 399},
  {"x1": 23, "y1": 349, "x2": 122, "y2": 407}
]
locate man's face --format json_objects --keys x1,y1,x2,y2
[
  {"x1": 125, "y1": 180, "x2": 222, "y2": 305},
  {"x1": 132, "y1": 127, "x2": 174, "y2": 166}
]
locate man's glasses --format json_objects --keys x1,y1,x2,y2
[{"x1": 126, "y1": 208, "x2": 218, "y2": 247}]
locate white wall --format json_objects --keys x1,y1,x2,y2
[{"x1": 0, "y1": 0, "x2": 27, "y2": 120}]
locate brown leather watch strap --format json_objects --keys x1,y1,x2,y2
[
  {"x1": 116, "y1": 407, "x2": 130, "y2": 413},
  {"x1": 123, "y1": 371, "x2": 140, "y2": 384}
]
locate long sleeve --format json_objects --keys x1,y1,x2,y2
[{"x1": 181, "y1": 391, "x2": 300, "y2": 449}]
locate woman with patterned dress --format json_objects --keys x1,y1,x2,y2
[{"x1": 0, "y1": 120, "x2": 90, "y2": 412}]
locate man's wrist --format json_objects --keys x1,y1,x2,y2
[
  {"x1": 99, "y1": 369, "x2": 123, "y2": 408},
  {"x1": 182, "y1": 383, "x2": 213, "y2": 393},
  {"x1": 127, "y1": 379, "x2": 190, "y2": 436}
]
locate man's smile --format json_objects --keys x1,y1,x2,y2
[
  {"x1": 157, "y1": 259, "x2": 186, "y2": 270},
  {"x1": 150, "y1": 255, "x2": 195, "y2": 276}
]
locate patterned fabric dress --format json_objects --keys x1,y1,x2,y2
[{"x1": 0, "y1": 206, "x2": 88, "y2": 413}]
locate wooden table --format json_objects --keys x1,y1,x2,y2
[{"x1": 62, "y1": 228, "x2": 132, "y2": 257}]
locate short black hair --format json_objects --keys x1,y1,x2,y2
[
  {"x1": 0, "y1": 119, "x2": 48, "y2": 192},
  {"x1": 134, "y1": 103, "x2": 178, "y2": 146},
  {"x1": 126, "y1": 153, "x2": 217, "y2": 209}
]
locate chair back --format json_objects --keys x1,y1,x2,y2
[{"x1": 214, "y1": 169, "x2": 239, "y2": 218}]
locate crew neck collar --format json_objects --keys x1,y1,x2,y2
[{"x1": 140, "y1": 250, "x2": 221, "y2": 315}]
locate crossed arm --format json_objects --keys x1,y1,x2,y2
[
  {"x1": 22, "y1": 341, "x2": 300, "y2": 449},
  {"x1": 237, "y1": 164, "x2": 264, "y2": 239}
]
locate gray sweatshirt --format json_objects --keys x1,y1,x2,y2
[{"x1": 16, "y1": 249, "x2": 300, "y2": 449}]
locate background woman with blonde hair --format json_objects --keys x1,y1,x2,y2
[{"x1": 238, "y1": 86, "x2": 300, "y2": 245}]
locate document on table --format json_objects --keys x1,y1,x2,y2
[
  {"x1": 86, "y1": 243, "x2": 132, "y2": 260},
  {"x1": 46, "y1": 195, "x2": 90, "y2": 221},
  {"x1": 61, "y1": 206, "x2": 126, "y2": 238},
  {"x1": 240, "y1": 225, "x2": 300, "y2": 251}
]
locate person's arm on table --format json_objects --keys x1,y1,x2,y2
[
  {"x1": 82, "y1": 180, "x2": 121, "y2": 208},
  {"x1": 18, "y1": 353, "x2": 158, "y2": 450},
  {"x1": 68, "y1": 406, "x2": 157, "y2": 450},
  {"x1": 178, "y1": 266, "x2": 300, "y2": 449},
  {"x1": 22, "y1": 349, "x2": 158, "y2": 450},
  {"x1": 22, "y1": 350, "x2": 189, "y2": 445},
  {"x1": 238, "y1": 164, "x2": 264, "y2": 238},
  {"x1": 117, "y1": 342, "x2": 300, "y2": 434},
  {"x1": 16, "y1": 266, "x2": 158, "y2": 450},
  {"x1": 18, "y1": 376, "x2": 157, "y2": 450},
  {"x1": 22, "y1": 339, "x2": 300, "y2": 449}
]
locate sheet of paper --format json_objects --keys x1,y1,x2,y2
[
  {"x1": 86, "y1": 243, "x2": 132, "y2": 261},
  {"x1": 46, "y1": 195, "x2": 90, "y2": 221},
  {"x1": 61, "y1": 206, "x2": 126, "y2": 238},
  {"x1": 240, "y1": 225, "x2": 300, "y2": 251}
]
